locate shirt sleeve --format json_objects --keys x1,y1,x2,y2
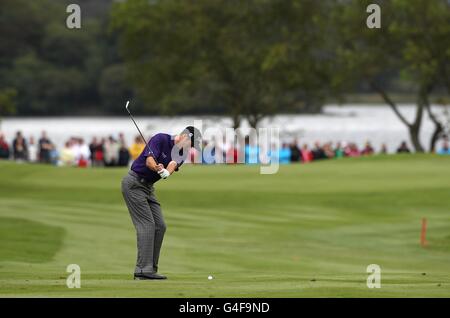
[{"x1": 145, "y1": 135, "x2": 162, "y2": 159}]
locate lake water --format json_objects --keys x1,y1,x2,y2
[{"x1": 1, "y1": 104, "x2": 448, "y2": 153}]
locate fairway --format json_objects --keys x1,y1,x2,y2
[{"x1": 0, "y1": 155, "x2": 449, "y2": 297}]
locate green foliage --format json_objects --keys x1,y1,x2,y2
[
  {"x1": 391, "y1": 0, "x2": 450, "y2": 90},
  {"x1": 333, "y1": 0, "x2": 450, "y2": 152},
  {"x1": 111, "y1": 0, "x2": 334, "y2": 127},
  {"x1": 0, "y1": 88, "x2": 17, "y2": 116},
  {"x1": 0, "y1": 0, "x2": 448, "y2": 121},
  {"x1": 99, "y1": 63, "x2": 133, "y2": 114},
  {"x1": 0, "y1": 0, "x2": 131, "y2": 116},
  {"x1": 9, "y1": 53, "x2": 85, "y2": 114}
]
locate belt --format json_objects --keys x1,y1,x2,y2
[{"x1": 128, "y1": 170, "x2": 153, "y2": 187}]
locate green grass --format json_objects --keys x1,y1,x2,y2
[{"x1": 0, "y1": 155, "x2": 449, "y2": 297}]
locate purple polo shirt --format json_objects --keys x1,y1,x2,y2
[{"x1": 131, "y1": 133, "x2": 185, "y2": 183}]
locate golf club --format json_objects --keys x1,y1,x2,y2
[
  {"x1": 125, "y1": 100, "x2": 148, "y2": 146},
  {"x1": 125, "y1": 100, "x2": 160, "y2": 164}
]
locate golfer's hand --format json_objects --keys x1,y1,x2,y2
[
  {"x1": 158, "y1": 168, "x2": 170, "y2": 179},
  {"x1": 156, "y1": 163, "x2": 164, "y2": 172}
]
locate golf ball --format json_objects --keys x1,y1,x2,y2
[{"x1": 208, "y1": 275, "x2": 213, "y2": 280}]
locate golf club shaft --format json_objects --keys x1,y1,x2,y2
[
  {"x1": 128, "y1": 113, "x2": 148, "y2": 146},
  {"x1": 125, "y1": 101, "x2": 148, "y2": 146},
  {"x1": 125, "y1": 101, "x2": 159, "y2": 164}
]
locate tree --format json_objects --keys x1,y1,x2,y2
[
  {"x1": 111, "y1": 0, "x2": 332, "y2": 128},
  {"x1": 0, "y1": 88, "x2": 17, "y2": 114},
  {"x1": 0, "y1": 88, "x2": 17, "y2": 129},
  {"x1": 0, "y1": 0, "x2": 133, "y2": 116},
  {"x1": 333, "y1": 0, "x2": 450, "y2": 152},
  {"x1": 99, "y1": 63, "x2": 133, "y2": 114},
  {"x1": 392, "y1": 0, "x2": 450, "y2": 151}
]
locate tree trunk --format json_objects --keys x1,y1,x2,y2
[
  {"x1": 247, "y1": 113, "x2": 264, "y2": 129},
  {"x1": 429, "y1": 125, "x2": 443, "y2": 153},
  {"x1": 408, "y1": 123, "x2": 424, "y2": 153},
  {"x1": 424, "y1": 97, "x2": 444, "y2": 152},
  {"x1": 410, "y1": 92, "x2": 425, "y2": 153},
  {"x1": 231, "y1": 112, "x2": 241, "y2": 130},
  {"x1": 370, "y1": 81, "x2": 425, "y2": 152}
]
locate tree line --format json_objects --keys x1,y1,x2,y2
[{"x1": 0, "y1": 0, "x2": 449, "y2": 152}]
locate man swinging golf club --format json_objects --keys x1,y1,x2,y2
[{"x1": 121, "y1": 126, "x2": 202, "y2": 280}]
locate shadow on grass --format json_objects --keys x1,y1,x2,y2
[{"x1": 0, "y1": 217, "x2": 65, "y2": 263}]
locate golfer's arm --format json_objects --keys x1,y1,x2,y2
[
  {"x1": 145, "y1": 156, "x2": 161, "y2": 172},
  {"x1": 166, "y1": 161, "x2": 178, "y2": 174}
]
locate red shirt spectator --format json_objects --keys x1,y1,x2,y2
[
  {"x1": 226, "y1": 147, "x2": 238, "y2": 164},
  {"x1": 301, "y1": 145, "x2": 314, "y2": 163},
  {"x1": 78, "y1": 156, "x2": 88, "y2": 168},
  {"x1": 361, "y1": 142, "x2": 374, "y2": 155},
  {"x1": 344, "y1": 143, "x2": 360, "y2": 157},
  {"x1": 0, "y1": 133, "x2": 10, "y2": 159}
]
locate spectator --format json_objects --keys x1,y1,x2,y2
[
  {"x1": 28, "y1": 136, "x2": 38, "y2": 163},
  {"x1": 60, "y1": 141, "x2": 75, "y2": 166},
  {"x1": 301, "y1": 144, "x2": 314, "y2": 163},
  {"x1": 312, "y1": 142, "x2": 326, "y2": 160},
  {"x1": 187, "y1": 147, "x2": 199, "y2": 164},
  {"x1": 13, "y1": 131, "x2": 28, "y2": 161},
  {"x1": 216, "y1": 136, "x2": 230, "y2": 164},
  {"x1": 104, "y1": 136, "x2": 119, "y2": 166},
  {"x1": 397, "y1": 141, "x2": 411, "y2": 153},
  {"x1": 245, "y1": 136, "x2": 259, "y2": 164},
  {"x1": 380, "y1": 143, "x2": 388, "y2": 154},
  {"x1": 38, "y1": 131, "x2": 53, "y2": 163},
  {"x1": 119, "y1": 132, "x2": 126, "y2": 146},
  {"x1": 129, "y1": 136, "x2": 145, "y2": 162},
  {"x1": 437, "y1": 141, "x2": 450, "y2": 155},
  {"x1": 267, "y1": 143, "x2": 279, "y2": 164},
  {"x1": 118, "y1": 139, "x2": 130, "y2": 167},
  {"x1": 71, "y1": 138, "x2": 81, "y2": 162},
  {"x1": 289, "y1": 139, "x2": 301, "y2": 162},
  {"x1": 49, "y1": 143, "x2": 59, "y2": 165},
  {"x1": 0, "y1": 133, "x2": 10, "y2": 159},
  {"x1": 345, "y1": 143, "x2": 360, "y2": 157},
  {"x1": 89, "y1": 137, "x2": 98, "y2": 163},
  {"x1": 92, "y1": 137, "x2": 105, "y2": 167},
  {"x1": 361, "y1": 141, "x2": 374, "y2": 155},
  {"x1": 334, "y1": 142, "x2": 344, "y2": 158},
  {"x1": 323, "y1": 142, "x2": 335, "y2": 158},
  {"x1": 279, "y1": 143, "x2": 291, "y2": 164},
  {"x1": 226, "y1": 144, "x2": 238, "y2": 164},
  {"x1": 78, "y1": 155, "x2": 89, "y2": 168},
  {"x1": 202, "y1": 140, "x2": 216, "y2": 164},
  {"x1": 77, "y1": 138, "x2": 91, "y2": 166}
]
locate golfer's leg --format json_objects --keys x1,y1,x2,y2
[
  {"x1": 122, "y1": 175, "x2": 156, "y2": 274},
  {"x1": 148, "y1": 190, "x2": 166, "y2": 272}
]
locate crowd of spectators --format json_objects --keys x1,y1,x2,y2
[
  {"x1": 0, "y1": 130, "x2": 449, "y2": 167},
  {"x1": 198, "y1": 138, "x2": 438, "y2": 165},
  {"x1": 0, "y1": 131, "x2": 146, "y2": 167}
]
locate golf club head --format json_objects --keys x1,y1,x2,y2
[{"x1": 125, "y1": 101, "x2": 130, "y2": 113}]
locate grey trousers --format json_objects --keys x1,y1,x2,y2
[{"x1": 121, "y1": 171, "x2": 166, "y2": 274}]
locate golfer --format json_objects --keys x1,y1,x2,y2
[{"x1": 121, "y1": 126, "x2": 201, "y2": 280}]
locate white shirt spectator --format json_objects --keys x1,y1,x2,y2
[
  {"x1": 71, "y1": 142, "x2": 81, "y2": 161},
  {"x1": 78, "y1": 142, "x2": 91, "y2": 163},
  {"x1": 28, "y1": 143, "x2": 38, "y2": 162}
]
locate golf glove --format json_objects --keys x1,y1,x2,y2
[{"x1": 158, "y1": 168, "x2": 170, "y2": 179}]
